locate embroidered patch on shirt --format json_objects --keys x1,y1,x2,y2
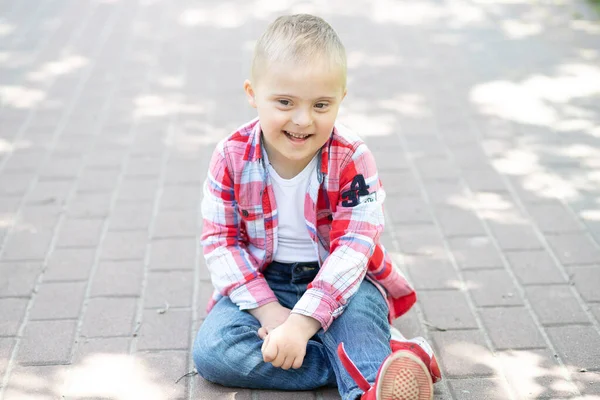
[
  {"x1": 359, "y1": 192, "x2": 377, "y2": 204},
  {"x1": 341, "y1": 174, "x2": 373, "y2": 207}
]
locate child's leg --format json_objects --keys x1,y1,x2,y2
[
  {"x1": 193, "y1": 295, "x2": 336, "y2": 390},
  {"x1": 316, "y1": 280, "x2": 392, "y2": 400}
]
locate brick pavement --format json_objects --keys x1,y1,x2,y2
[{"x1": 1, "y1": 0, "x2": 600, "y2": 399}]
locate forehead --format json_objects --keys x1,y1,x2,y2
[{"x1": 256, "y1": 58, "x2": 346, "y2": 98}]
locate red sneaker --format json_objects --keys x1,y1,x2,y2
[
  {"x1": 337, "y1": 342, "x2": 433, "y2": 400},
  {"x1": 389, "y1": 335, "x2": 442, "y2": 384}
]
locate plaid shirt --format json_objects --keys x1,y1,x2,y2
[{"x1": 201, "y1": 118, "x2": 416, "y2": 330}]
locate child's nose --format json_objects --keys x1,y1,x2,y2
[{"x1": 292, "y1": 109, "x2": 312, "y2": 127}]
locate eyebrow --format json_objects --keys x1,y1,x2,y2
[{"x1": 272, "y1": 94, "x2": 337, "y2": 101}]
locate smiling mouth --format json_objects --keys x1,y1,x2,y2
[{"x1": 284, "y1": 130, "x2": 312, "y2": 140}]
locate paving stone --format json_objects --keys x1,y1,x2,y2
[
  {"x1": 196, "y1": 281, "x2": 215, "y2": 321},
  {"x1": 3, "y1": 364, "x2": 69, "y2": 399},
  {"x1": 116, "y1": 177, "x2": 158, "y2": 202},
  {"x1": 151, "y1": 209, "x2": 198, "y2": 239},
  {"x1": 401, "y1": 255, "x2": 461, "y2": 290},
  {"x1": 73, "y1": 337, "x2": 131, "y2": 363},
  {"x1": 526, "y1": 201, "x2": 586, "y2": 234},
  {"x1": 386, "y1": 195, "x2": 433, "y2": 225},
  {"x1": 431, "y1": 330, "x2": 496, "y2": 378},
  {"x1": 546, "y1": 233, "x2": 600, "y2": 266},
  {"x1": 191, "y1": 376, "x2": 252, "y2": 400},
  {"x1": 461, "y1": 169, "x2": 508, "y2": 193},
  {"x1": 480, "y1": 307, "x2": 546, "y2": 350},
  {"x1": 0, "y1": 298, "x2": 28, "y2": 336},
  {"x1": 546, "y1": 325, "x2": 600, "y2": 371},
  {"x1": 497, "y1": 349, "x2": 578, "y2": 399},
  {"x1": 26, "y1": 180, "x2": 73, "y2": 206},
  {"x1": 160, "y1": 184, "x2": 202, "y2": 210},
  {"x1": 3, "y1": 150, "x2": 45, "y2": 172},
  {"x1": 0, "y1": 172, "x2": 34, "y2": 197},
  {"x1": 144, "y1": 270, "x2": 194, "y2": 309},
  {"x1": 419, "y1": 290, "x2": 478, "y2": 330},
  {"x1": 447, "y1": 236, "x2": 503, "y2": 270},
  {"x1": 134, "y1": 351, "x2": 188, "y2": 398},
  {"x1": 149, "y1": 237, "x2": 196, "y2": 270},
  {"x1": 434, "y1": 207, "x2": 486, "y2": 237},
  {"x1": 136, "y1": 309, "x2": 191, "y2": 351},
  {"x1": 66, "y1": 190, "x2": 113, "y2": 218},
  {"x1": 124, "y1": 155, "x2": 163, "y2": 177},
  {"x1": 55, "y1": 218, "x2": 104, "y2": 248},
  {"x1": 0, "y1": 262, "x2": 42, "y2": 297},
  {"x1": 29, "y1": 282, "x2": 86, "y2": 321},
  {"x1": 449, "y1": 378, "x2": 511, "y2": 400},
  {"x1": 77, "y1": 168, "x2": 121, "y2": 193},
  {"x1": 318, "y1": 388, "x2": 342, "y2": 399},
  {"x1": 39, "y1": 156, "x2": 84, "y2": 180},
  {"x1": 463, "y1": 269, "x2": 523, "y2": 307},
  {"x1": 414, "y1": 156, "x2": 461, "y2": 181},
  {"x1": 379, "y1": 170, "x2": 421, "y2": 196},
  {"x1": 17, "y1": 320, "x2": 77, "y2": 365},
  {"x1": 81, "y1": 297, "x2": 138, "y2": 337},
  {"x1": 163, "y1": 161, "x2": 205, "y2": 186},
  {"x1": 90, "y1": 260, "x2": 144, "y2": 297},
  {"x1": 1, "y1": 230, "x2": 55, "y2": 261},
  {"x1": 0, "y1": 337, "x2": 15, "y2": 377},
  {"x1": 108, "y1": 201, "x2": 154, "y2": 231},
  {"x1": 394, "y1": 224, "x2": 446, "y2": 256},
  {"x1": 504, "y1": 250, "x2": 567, "y2": 285},
  {"x1": 423, "y1": 180, "x2": 471, "y2": 206},
  {"x1": 525, "y1": 285, "x2": 590, "y2": 326},
  {"x1": 567, "y1": 265, "x2": 600, "y2": 303},
  {"x1": 257, "y1": 390, "x2": 316, "y2": 399},
  {"x1": 487, "y1": 222, "x2": 544, "y2": 250},
  {"x1": 100, "y1": 230, "x2": 148, "y2": 260},
  {"x1": 44, "y1": 248, "x2": 96, "y2": 282}
]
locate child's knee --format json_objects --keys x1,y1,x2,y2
[{"x1": 193, "y1": 324, "x2": 263, "y2": 384}]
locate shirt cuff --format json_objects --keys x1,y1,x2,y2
[
  {"x1": 291, "y1": 288, "x2": 342, "y2": 331},
  {"x1": 229, "y1": 277, "x2": 278, "y2": 311}
]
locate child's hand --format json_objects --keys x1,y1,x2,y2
[
  {"x1": 248, "y1": 302, "x2": 291, "y2": 339},
  {"x1": 261, "y1": 314, "x2": 321, "y2": 370}
]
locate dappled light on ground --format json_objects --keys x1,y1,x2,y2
[
  {"x1": 26, "y1": 54, "x2": 89, "y2": 83},
  {"x1": 0, "y1": 86, "x2": 46, "y2": 109}
]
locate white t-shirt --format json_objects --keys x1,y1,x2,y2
[{"x1": 265, "y1": 152, "x2": 319, "y2": 263}]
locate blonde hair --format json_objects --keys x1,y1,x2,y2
[{"x1": 251, "y1": 14, "x2": 347, "y2": 85}]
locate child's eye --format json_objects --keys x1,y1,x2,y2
[
  {"x1": 278, "y1": 99, "x2": 291, "y2": 106},
  {"x1": 315, "y1": 103, "x2": 329, "y2": 109}
]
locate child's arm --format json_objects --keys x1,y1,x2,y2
[
  {"x1": 201, "y1": 143, "x2": 279, "y2": 311},
  {"x1": 291, "y1": 142, "x2": 385, "y2": 331}
]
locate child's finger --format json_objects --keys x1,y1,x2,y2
[
  {"x1": 262, "y1": 338, "x2": 278, "y2": 363},
  {"x1": 257, "y1": 327, "x2": 268, "y2": 339},
  {"x1": 271, "y1": 351, "x2": 286, "y2": 368},
  {"x1": 281, "y1": 356, "x2": 294, "y2": 370},
  {"x1": 292, "y1": 356, "x2": 304, "y2": 369}
]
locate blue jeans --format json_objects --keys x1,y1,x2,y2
[{"x1": 193, "y1": 261, "x2": 392, "y2": 400}]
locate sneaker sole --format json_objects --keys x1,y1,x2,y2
[{"x1": 376, "y1": 350, "x2": 433, "y2": 400}]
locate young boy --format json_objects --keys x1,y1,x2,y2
[{"x1": 193, "y1": 14, "x2": 441, "y2": 400}]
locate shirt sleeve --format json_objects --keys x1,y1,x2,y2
[
  {"x1": 291, "y1": 142, "x2": 385, "y2": 330},
  {"x1": 200, "y1": 143, "x2": 278, "y2": 310}
]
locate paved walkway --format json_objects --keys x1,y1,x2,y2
[{"x1": 1, "y1": 0, "x2": 600, "y2": 399}]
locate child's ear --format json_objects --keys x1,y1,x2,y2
[{"x1": 244, "y1": 80, "x2": 257, "y2": 108}]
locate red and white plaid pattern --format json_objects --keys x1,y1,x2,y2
[{"x1": 201, "y1": 117, "x2": 416, "y2": 330}]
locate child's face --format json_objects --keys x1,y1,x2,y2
[{"x1": 244, "y1": 59, "x2": 347, "y2": 172}]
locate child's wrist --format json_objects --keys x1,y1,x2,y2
[
  {"x1": 286, "y1": 313, "x2": 321, "y2": 339},
  {"x1": 248, "y1": 301, "x2": 281, "y2": 323}
]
